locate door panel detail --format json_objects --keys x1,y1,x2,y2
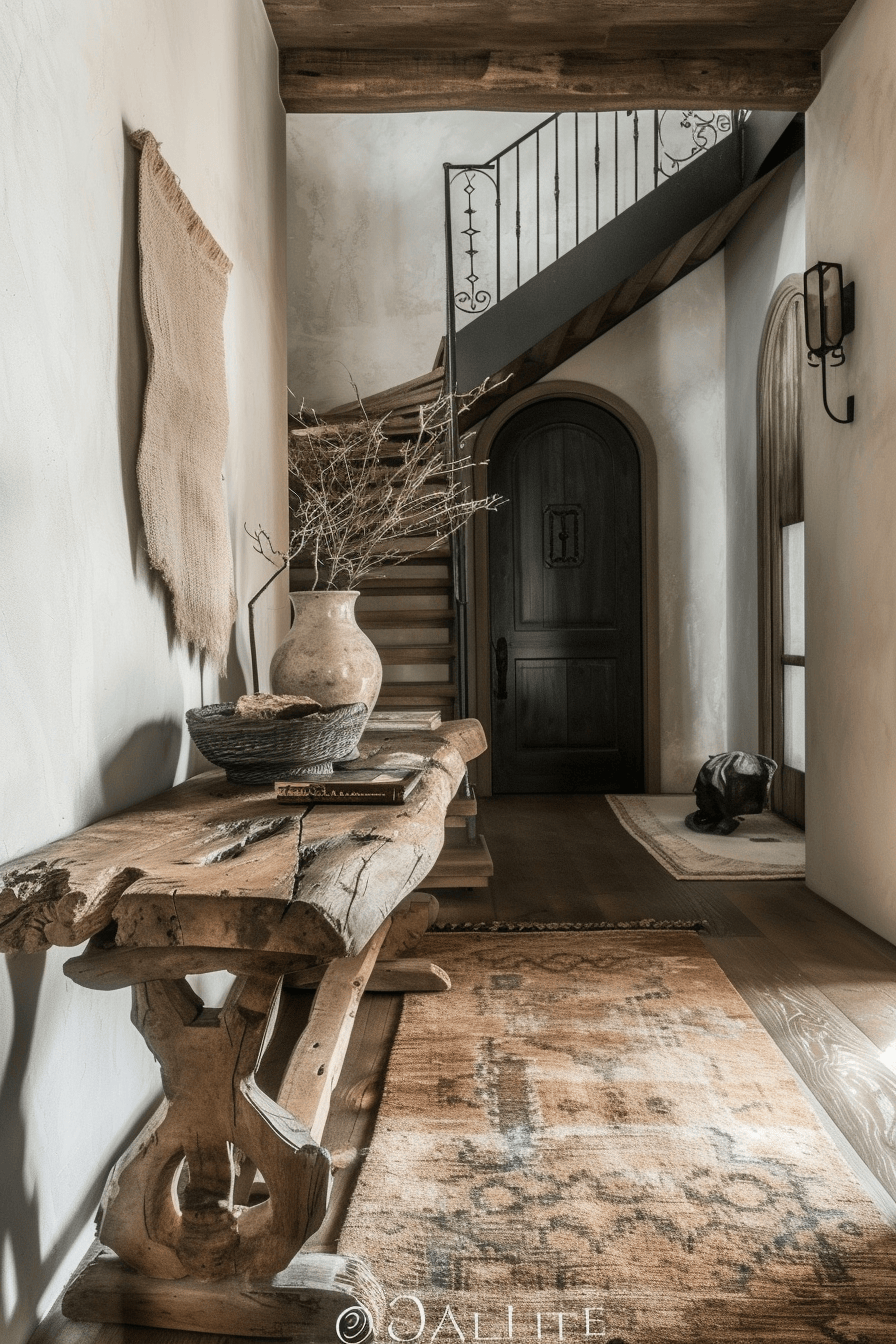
[
  {"x1": 514, "y1": 424, "x2": 615, "y2": 630},
  {"x1": 567, "y1": 658, "x2": 617, "y2": 750},
  {"x1": 516, "y1": 660, "x2": 567, "y2": 749},
  {"x1": 515, "y1": 658, "x2": 617, "y2": 751},
  {"x1": 544, "y1": 504, "x2": 584, "y2": 568}
]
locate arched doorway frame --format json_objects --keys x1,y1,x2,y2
[
  {"x1": 468, "y1": 380, "x2": 660, "y2": 795},
  {"x1": 757, "y1": 274, "x2": 805, "y2": 825}
]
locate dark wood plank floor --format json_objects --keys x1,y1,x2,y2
[
  {"x1": 33, "y1": 793, "x2": 896, "y2": 1342},
  {"x1": 443, "y1": 795, "x2": 896, "y2": 1220}
]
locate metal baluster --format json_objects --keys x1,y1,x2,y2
[
  {"x1": 614, "y1": 111, "x2": 618, "y2": 217},
  {"x1": 654, "y1": 109, "x2": 660, "y2": 191},
  {"x1": 443, "y1": 164, "x2": 458, "y2": 408},
  {"x1": 443, "y1": 163, "x2": 467, "y2": 720},
  {"x1": 594, "y1": 113, "x2": 600, "y2": 229},
  {"x1": 496, "y1": 157, "x2": 501, "y2": 303},
  {"x1": 575, "y1": 112, "x2": 580, "y2": 245},
  {"x1": 634, "y1": 109, "x2": 639, "y2": 203},
  {"x1": 554, "y1": 116, "x2": 560, "y2": 261},
  {"x1": 536, "y1": 128, "x2": 541, "y2": 274},
  {"x1": 515, "y1": 144, "x2": 521, "y2": 290}
]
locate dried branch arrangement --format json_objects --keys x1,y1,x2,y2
[{"x1": 286, "y1": 384, "x2": 504, "y2": 590}]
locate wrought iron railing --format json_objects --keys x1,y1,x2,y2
[
  {"x1": 444, "y1": 109, "x2": 742, "y2": 328},
  {"x1": 442, "y1": 107, "x2": 745, "y2": 720}
]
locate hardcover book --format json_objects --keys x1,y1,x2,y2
[
  {"x1": 365, "y1": 710, "x2": 442, "y2": 732},
  {"x1": 275, "y1": 769, "x2": 424, "y2": 805}
]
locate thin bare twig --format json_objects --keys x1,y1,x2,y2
[
  {"x1": 245, "y1": 524, "x2": 288, "y2": 693},
  {"x1": 286, "y1": 380, "x2": 505, "y2": 590}
]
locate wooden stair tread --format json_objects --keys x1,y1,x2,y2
[
  {"x1": 358, "y1": 580, "x2": 452, "y2": 596},
  {"x1": 324, "y1": 366, "x2": 445, "y2": 420},
  {"x1": 375, "y1": 683, "x2": 457, "y2": 704},
  {"x1": 288, "y1": 539, "x2": 451, "y2": 561},
  {"x1": 369, "y1": 538, "x2": 451, "y2": 558},
  {"x1": 377, "y1": 645, "x2": 456, "y2": 664},
  {"x1": 290, "y1": 580, "x2": 451, "y2": 598},
  {"x1": 419, "y1": 834, "x2": 493, "y2": 887},
  {"x1": 446, "y1": 795, "x2": 477, "y2": 817},
  {"x1": 357, "y1": 609, "x2": 454, "y2": 627}
]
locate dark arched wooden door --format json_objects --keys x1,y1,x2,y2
[{"x1": 489, "y1": 398, "x2": 643, "y2": 794}]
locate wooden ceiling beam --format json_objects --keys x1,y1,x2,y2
[
  {"x1": 270, "y1": 25, "x2": 842, "y2": 53},
  {"x1": 264, "y1": 2, "x2": 855, "y2": 52},
  {"x1": 280, "y1": 48, "x2": 820, "y2": 114}
]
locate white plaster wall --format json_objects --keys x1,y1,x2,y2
[
  {"x1": 804, "y1": 0, "x2": 896, "y2": 943},
  {"x1": 538, "y1": 258, "x2": 728, "y2": 792},
  {"x1": 723, "y1": 156, "x2": 806, "y2": 750},
  {"x1": 0, "y1": 3, "x2": 286, "y2": 1337},
  {"x1": 287, "y1": 111, "x2": 539, "y2": 413}
]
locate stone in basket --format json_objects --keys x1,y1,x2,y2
[{"x1": 185, "y1": 697, "x2": 368, "y2": 785}]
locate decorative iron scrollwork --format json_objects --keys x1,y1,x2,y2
[
  {"x1": 446, "y1": 109, "x2": 740, "y2": 319},
  {"x1": 452, "y1": 169, "x2": 496, "y2": 315},
  {"x1": 657, "y1": 111, "x2": 733, "y2": 180},
  {"x1": 544, "y1": 504, "x2": 584, "y2": 568}
]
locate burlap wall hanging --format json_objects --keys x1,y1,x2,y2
[{"x1": 129, "y1": 129, "x2": 236, "y2": 669}]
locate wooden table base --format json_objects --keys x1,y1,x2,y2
[
  {"x1": 62, "y1": 1247, "x2": 386, "y2": 1339},
  {"x1": 61, "y1": 895, "x2": 447, "y2": 1335},
  {"x1": 5, "y1": 725, "x2": 487, "y2": 1338}
]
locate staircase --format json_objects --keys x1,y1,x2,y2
[
  {"x1": 289, "y1": 355, "x2": 460, "y2": 720},
  {"x1": 288, "y1": 373, "x2": 490, "y2": 887},
  {"x1": 451, "y1": 109, "x2": 804, "y2": 429},
  {"x1": 317, "y1": 109, "x2": 803, "y2": 435}
]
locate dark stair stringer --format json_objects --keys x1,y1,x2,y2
[{"x1": 458, "y1": 161, "x2": 789, "y2": 433}]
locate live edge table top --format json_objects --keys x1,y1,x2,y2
[{"x1": 0, "y1": 719, "x2": 487, "y2": 980}]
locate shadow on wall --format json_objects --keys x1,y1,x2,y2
[
  {"x1": 0, "y1": 953, "x2": 45, "y2": 1340},
  {"x1": 117, "y1": 122, "x2": 148, "y2": 578},
  {"x1": 0, "y1": 954, "x2": 158, "y2": 1339},
  {"x1": 100, "y1": 717, "x2": 182, "y2": 814},
  {"x1": 216, "y1": 621, "x2": 249, "y2": 707}
]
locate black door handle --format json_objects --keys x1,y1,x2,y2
[{"x1": 495, "y1": 637, "x2": 508, "y2": 700}]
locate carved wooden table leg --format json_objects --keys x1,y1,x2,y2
[
  {"x1": 97, "y1": 973, "x2": 332, "y2": 1281},
  {"x1": 63, "y1": 921, "x2": 399, "y2": 1336}
]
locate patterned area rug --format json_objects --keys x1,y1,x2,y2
[
  {"x1": 606, "y1": 794, "x2": 805, "y2": 880},
  {"x1": 339, "y1": 931, "x2": 896, "y2": 1342}
]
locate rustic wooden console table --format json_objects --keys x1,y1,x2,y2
[{"x1": 0, "y1": 719, "x2": 486, "y2": 1338}]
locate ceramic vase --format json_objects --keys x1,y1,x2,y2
[{"x1": 269, "y1": 590, "x2": 382, "y2": 719}]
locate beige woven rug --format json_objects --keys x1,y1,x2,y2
[
  {"x1": 339, "y1": 931, "x2": 896, "y2": 1342},
  {"x1": 130, "y1": 130, "x2": 236, "y2": 668},
  {"x1": 606, "y1": 794, "x2": 805, "y2": 880}
]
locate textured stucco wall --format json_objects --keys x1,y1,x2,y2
[
  {"x1": 804, "y1": 0, "x2": 896, "y2": 942},
  {"x1": 0, "y1": 3, "x2": 285, "y2": 1336},
  {"x1": 539, "y1": 258, "x2": 728, "y2": 793},
  {"x1": 723, "y1": 156, "x2": 806, "y2": 752},
  {"x1": 286, "y1": 111, "x2": 538, "y2": 413}
]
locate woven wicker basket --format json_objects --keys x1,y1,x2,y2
[{"x1": 186, "y1": 701, "x2": 368, "y2": 785}]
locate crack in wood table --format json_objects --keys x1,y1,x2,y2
[{"x1": 0, "y1": 719, "x2": 486, "y2": 1339}]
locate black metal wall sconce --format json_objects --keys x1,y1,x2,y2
[{"x1": 803, "y1": 261, "x2": 855, "y2": 424}]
